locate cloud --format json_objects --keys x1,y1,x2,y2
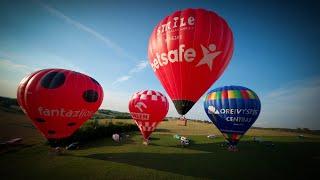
[
  {"x1": 0, "y1": 52, "x2": 89, "y2": 99},
  {"x1": 0, "y1": 59, "x2": 35, "y2": 73},
  {"x1": 0, "y1": 50, "x2": 86, "y2": 74},
  {"x1": 34, "y1": 53, "x2": 88, "y2": 74},
  {"x1": 112, "y1": 60, "x2": 149, "y2": 86},
  {"x1": 257, "y1": 77, "x2": 320, "y2": 129},
  {"x1": 129, "y1": 61, "x2": 149, "y2": 74},
  {"x1": 112, "y1": 75, "x2": 131, "y2": 86},
  {"x1": 36, "y1": 1, "x2": 136, "y2": 61},
  {"x1": 36, "y1": 1, "x2": 146, "y2": 86}
]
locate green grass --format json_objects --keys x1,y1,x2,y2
[
  {"x1": 1, "y1": 133, "x2": 319, "y2": 180},
  {"x1": 1, "y1": 110, "x2": 320, "y2": 179}
]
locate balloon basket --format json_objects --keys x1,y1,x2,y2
[
  {"x1": 177, "y1": 119, "x2": 187, "y2": 126},
  {"x1": 178, "y1": 116, "x2": 187, "y2": 126},
  {"x1": 142, "y1": 139, "x2": 149, "y2": 145},
  {"x1": 48, "y1": 146, "x2": 66, "y2": 156}
]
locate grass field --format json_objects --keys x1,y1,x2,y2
[{"x1": 1, "y1": 110, "x2": 320, "y2": 179}]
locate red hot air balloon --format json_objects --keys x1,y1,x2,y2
[
  {"x1": 148, "y1": 8, "x2": 234, "y2": 117},
  {"x1": 17, "y1": 69, "x2": 103, "y2": 144},
  {"x1": 128, "y1": 90, "x2": 169, "y2": 144}
]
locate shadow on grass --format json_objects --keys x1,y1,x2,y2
[
  {"x1": 0, "y1": 144, "x2": 36, "y2": 154},
  {"x1": 148, "y1": 137, "x2": 161, "y2": 141},
  {"x1": 76, "y1": 134, "x2": 138, "y2": 150},
  {"x1": 77, "y1": 141, "x2": 320, "y2": 179}
]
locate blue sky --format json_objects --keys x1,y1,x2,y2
[{"x1": 0, "y1": 0, "x2": 319, "y2": 129}]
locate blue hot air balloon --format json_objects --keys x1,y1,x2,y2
[{"x1": 204, "y1": 86, "x2": 261, "y2": 148}]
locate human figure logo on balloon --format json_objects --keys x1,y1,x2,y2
[{"x1": 150, "y1": 43, "x2": 222, "y2": 72}]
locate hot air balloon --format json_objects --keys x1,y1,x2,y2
[
  {"x1": 128, "y1": 90, "x2": 169, "y2": 144},
  {"x1": 17, "y1": 69, "x2": 103, "y2": 146},
  {"x1": 148, "y1": 8, "x2": 234, "y2": 122},
  {"x1": 204, "y1": 86, "x2": 261, "y2": 151}
]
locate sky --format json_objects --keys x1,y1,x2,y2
[{"x1": 0, "y1": 0, "x2": 319, "y2": 129}]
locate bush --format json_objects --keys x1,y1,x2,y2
[
  {"x1": 48, "y1": 120, "x2": 139, "y2": 146},
  {"x1": 114, "y1": 115, "x2": 132, "y2": 119}
]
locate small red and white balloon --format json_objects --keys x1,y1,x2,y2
[{"x1": 128, "y1": 90, "x2": 169, "y2": 144}]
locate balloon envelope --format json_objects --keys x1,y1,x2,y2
[
  {"x1": 148, "y1": 8, "x2": 234, "y2": 115},
  {"x1": 204, "y1": 86, "x2": 261, "y2": 145},
  {"x1": 17, "y1": 69, "x2": 103, "y2": 140},
  {"x1": 128, "y1": 90, "x2": 168, "y2": 140}
]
